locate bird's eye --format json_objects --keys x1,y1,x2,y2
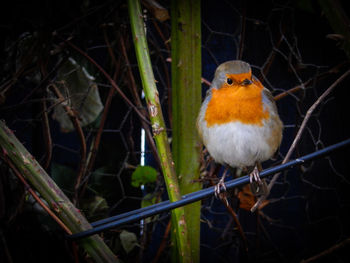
[
  {"x1": 242, "y1": 79, "x2": 252, "y2": 85},
  {"x1": 226, "y1": 78, "x2": 233, "y2": 85}
]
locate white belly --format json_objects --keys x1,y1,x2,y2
[{"x1": 199, "y1": 121, "x2": 277, "y2": 167}]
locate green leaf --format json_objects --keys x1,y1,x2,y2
[
  {"x1": 131, "y1": 165, "x2": 157, "y2": 188},
  {"x1": 141, "y1": 193, "x2": 157, "y2": 208},
  {"x1": 141, "y1": 193, "x2": 159, "y2": 224},
  {"x1": 119, "y1": 230, "x2": 138, "y2": 254}
]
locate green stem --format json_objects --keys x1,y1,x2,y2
[
  {"x1": 171, "y1": 0, "x2": 202, "y2": 262},
  {"x1": 0, "y1": 121, "x2": 118, "y2": 263},
  {"x1": 127, "y1": 1, "x2": 191, "y2": 262}
]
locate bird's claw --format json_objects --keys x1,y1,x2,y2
[
  {"x1": 249, "y1": 166, "x2": 268, "y2": 197},
  {"x1": 214, "y1": 177, "x2": 227, "y2": 198},
  {"x1": 249, "y1": 166, "x2": 261, "y2": 183}
]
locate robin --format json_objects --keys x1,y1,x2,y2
[{"x1": 197, "y1": 60, "x2": 283, "y2": 198}]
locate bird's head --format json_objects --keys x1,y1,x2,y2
[{"x1": 212, "y1": 60, "x2": 254, "y2": 90}]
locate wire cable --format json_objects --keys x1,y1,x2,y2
[{"x1": 68, "y1": 138, "x2": 350, "y2": 240}]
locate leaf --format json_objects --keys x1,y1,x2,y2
[
  {"x1": 81, "y1": 195, "x2": 109, "y2": 221},
  {"x1": 89, "y1": 166, "x2": 108, "y2": 187},
  {"x1": 52, "y1": 57, "x2": 103, "y2": 132},
  {"x1": 120, "y1": 230, "x2": 138, "y2": 254},
  {"x1": 141, "y1": 193, "x2": 159, "y2": 224},
  {"x1": 238, "y1": 184, "x2": 269, "y2": 211},
  {"x1": 131, "y1": 165, "x2": 157, "y2": 187},
  {"x1": 51, "y1": 162, "x2": 76, "y2": 194},
  {"x1": 88, "y1": 166, "x2": 117, "y2": 197},
  {"x1": 141, "y1": 193, "x2": 157, "y2": 208}
]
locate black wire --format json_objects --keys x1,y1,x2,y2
[{"x1": 68, "y1": 138, "x2": 350, "y2": 240}]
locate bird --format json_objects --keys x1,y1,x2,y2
[{"x1": 197, "y1": 60, "x2": 283, "y2": 198}]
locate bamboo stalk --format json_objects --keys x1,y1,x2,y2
[
  {"x1": 0, "y1": 121, "x2": 118, "y2": 263},
  {"x1": 127, "y1": 1, "x2": 191, "y2": 262},
  {"x1": 171, "y1": 0, "x2": 202, "y2": 262}
]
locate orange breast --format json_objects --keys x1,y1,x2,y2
[{"x1": 204, "y1": 81, "x2": 269, "y2": 127}]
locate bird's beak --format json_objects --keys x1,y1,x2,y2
[{"x1": 242, "y1": 79, "x2": 253, "y2": 85}]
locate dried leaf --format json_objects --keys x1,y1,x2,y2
[
  {"x1": 52, "y1": 57, "x2": 103, "y2": 132},
  {"x1": 238, "y1": 184, "x2": 269, "y2": 211},
  {"x1": 142, "y1": 0, "x2": 170, "y2": 22},
  {"x1": 120, "y1": 230, "x2": 139, "y2": 254},
  {"x1": 86, "y1": 196, "x2": 108, "y2": 215}
]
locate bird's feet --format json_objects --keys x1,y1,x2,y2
[
  {"x1": 249, "y1": 166, "x2": 261, "y2": 183},
  {"x1": 214, "y1": 175, "x2": 227, "y2": 198},
  {"x1": 249, "y1": 166, "x2": 268, "y2": 197}
]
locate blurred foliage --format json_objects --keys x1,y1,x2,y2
[
  {"x1": 131, "y1": 165, "x2": 158, "y2": 188},
  {"x1": 80, "y1": 195, "x2": 109, "y2": 221},
  {"x1": 120, "y1": 230, "x2": 139, "y2": 254},
  {"x1": 51, "y1": 162, "x2": 76, "y2": 194}
]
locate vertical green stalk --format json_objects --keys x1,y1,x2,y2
[
  {"x1": 171, "y1": 0, "x2": 202, "y2": 262},
  {"x1": 127, "y1": 1, "x2": 191, "y2": 262},
  {"x1": 0, "y1": 122, "x2": 118, "y2": 263}
]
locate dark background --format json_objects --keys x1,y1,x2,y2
[{"x1": 0, "y1": 0, "x2": 350, "y2": 262}]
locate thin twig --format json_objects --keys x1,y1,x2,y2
[
  {"x1": 152, "y1": 219, "x2": 171, "y2": 263},
  {"x1": 209, "y1": 170, "x2": 249, "y2": 252},
  {"x1": 0, "y1": 229, "x2": 13, "y2": 263},
  {"x1": 49, "y1": 83, "x2": 87, "y2": 205},
  {"x1": 251, "y1": 69, "x2": 350, "y2": 212},
  {"x1": 300, "y1": 238, "x2": 350, "y2": 263},
  {"x1": 119, "y1": 33, "x2": 160, "y2": 166},
  {"x1": 201, "y1": 77, "x2": 211, "y2": 87},
  {"x1": 152, "y1": 20, "x2": 170, "y2": 50},
  {"x1": 222, "y1": 196, "x2": 249, "y2": 252},
  {"x1": 1, "y1": 154, "x2": 72, "y2": 235},
  {"x1": 19, "y1": 58, "x2": 66, "y2": 107},
  {"x1": 273, "y1": 63, "x2": 345, "y2": 101},
  {"x1": 57, "y1": 35, "x2": 150, "y2": 125},
  {"x1": 238, "y1": 4, "x2": 246, "y2": 60},
  {"x1": 102, "y1": 26, "x2": 119, "y2": 70},
  {"x1": 72, "y1": 242, "x2": 80, "y2": 263},
  {"x1": 81, "y1": 84, "x2": 116, "y2": 199},
  {"x1": 259, "y1": 35, "x2": 283, "y2": 82},
  {"x1": 274, "y1": 85, "x2": 303, "y2": 101},
  {"x1": 79, "y1": 29, "x2": 122, "y2": 199},
  {"x1": 84, "y1": 29, "x2": 120, "y2": 176},
  {"x1": 39, "y1": 63, "x2": 53, "y2": 170},
  {"x1": 41, "y1": 98, "x2": 52, "y2": 169}
]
